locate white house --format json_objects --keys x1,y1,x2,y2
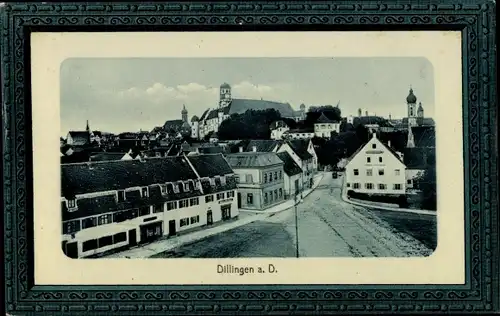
[
  {"x1": 276, "y1": 140, "x2": 315, "y2": 189},
  {"x1": 344, "y1": 133, "x2": 407, "y2": 195},
  {"x1": 313, "y1": 113, "x2": 341, "y2": 138},
  {"x1": 283, "y1": 129, "x2": 315, "y2": 140},
  {"x1": 60, "y1": 154, "x2": 238, "y2": 259},
  {"x1": 276, "y1": 151, "x2": 303, "y2": 198},
  {"x1": 270, "y1": 120, "x2": 290, "y2": 140}
]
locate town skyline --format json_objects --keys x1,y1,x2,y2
[{"x1": 61, "y1": 57, "x2": 435, "y2": 136}]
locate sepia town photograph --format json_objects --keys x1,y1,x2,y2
[{"x1": 59, "y1": 57, "x2": 437, "y2": 260}]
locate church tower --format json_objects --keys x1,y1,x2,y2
[
  {"x1": 219, "y1": 83, "x2": 232, "y2": 108},
  {"x1": 417, "y1": 102, "x2": 424, "y2": 125},
  {"x1": 406, "y1": 86, "x2": 418, "y2": 127},
  {"x1": 181, "y1": 104, "x2": 188, "y2": 123}
]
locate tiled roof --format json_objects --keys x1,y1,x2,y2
[
  {"x1": 276, "y1": 152, "x2": 302, "y2": 176},
  {"x1": 286, "y1": 140, "x2": 313, "y2": 161},
  {"x1": 226, "y1": 152, "x2": 284, "y2": 168},
  {"x1": 62, "y1": 194, "x2": 117, "y2": 221},
  {"x1": 199, "y1": 108, "x2": 211, "y2": 121},
  {"x1": 206, "y1": 109, "x2": 221, "y2": 120},
  {"x1": 228, "y1": 99, "x2": 294, "y2": 117},
  {"x1": 403, "y1": 147, "x2": 436, "y2": 169},
  {"x1": 163, "y1": 119, "x2": 184, "y2": 131},
  {"x1": 411, "y1": 126, "x2": 436, "y2": 148},
  {"x1": 61, "y1": 156, "x2": 198, "y2": 198},
  {"x1": 199, "y1": 175, "x2": 238, "y2": 195},
  {"x1": 89, "y1": 152, "x2": 125, "y2": 162},
  {"x1": 186, "y1": 153, "x2": 234, "y2": 178},
  {"x1": 245, "y1": 140, "x2": 282, "y2": 152},
  {"x1": 315, "y1": 112, "x2": 339, "y2": 124}
]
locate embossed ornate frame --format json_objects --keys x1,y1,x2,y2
[{"x1": 1, "y1": 1, "x2": 498, "y2": 315}]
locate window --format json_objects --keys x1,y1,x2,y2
[
  {"x1": 245, "y1": 174, "x2": 253, "y2": 183},
  {"x1": 179, "y1": 200, "x2": 189, "y2": 208},
  {"x1": 264, "y1": 193, "x2": 268, "y2": 204},
  {"x1": 234, "y1": 175, "x2": 241, "y2": 183},
  {"x1": 353, "y1": 183, "x2": 360, "y2": 189},
  {"x1": 227, "y1": 191, "x2": 235, "y2": 198},
  {"x1": 393, "y1": 184, "x2": 402, "y2": 190},
  {"x1": 346, "y1": 183, "x2": 351, "y2": 188},
  {"x1": 372, "y1": 144, "x2": 376, "y2": 149},
  {"x1": 407, "y1": 179, "x2": 412, "y2": 184},
  {"x1": 365, "y1": 183, "x2": 374, "y2": 190},
  {"x1": 97, "y1": 214, "x2": 112, "y2": 225},
  {"x1": 63, "y1": 220, "x2": 81, "y2": 234},
  {"x1": 67, "y1": 199, "x2": 77, "y2": 209},
  {"x1": 378, "y1": 169, "x2": 385, "y2": 175},
  {"x1": 279, "y1": 171, "x2": 282, "y2": 179},
  {"x1": 190, "y1": 216, "x2": 200, "y2": 224},
  {"x1": 189, "y1": 197, "x2": 199, "y2": 206},
  {"x1": 279, "y1": 188, "x2": 283, "y2": 198},
  {"x1": 366, "y1": 169, "x2": 373, "y2": 176},
  {"x1": 160, "y1": 184, "x2": 167, "y2": 194},
  {"x1": 117, "y1": 190, "x2": 125, "y2": 202},
  {"x1": 264, "y1": 173, "x2": 268, "y2": 183},
  {"x1": 379, "y1": 157, "x2": 383, "y2": 163},
  {"x1": 216, "y1": 193, "x2": 224, "y2": 200},
  {"x1": 153, "y1": 204, "x2": 163, "y2": 213},
  {"x1": 142, "y1": 187, "x2": 149, "y2": 197},
  {"x1": 353, "y1": 169, "x2": 359, "y2": 176},
  {"x1": 82, "y1": 217, "x2": 97, "y2": 229},
  {"x1": 269, "y1": 173, "x2": 273, "y2": 182},
  {"x1": 180, "y1": 218, "x2": 189, "y2": 227},
  {"x1": 139, "y1": 207, "x2": 150, "y2": 217},
  {"x1": 98, "y1": 235, "x2": 113, "y2": 248},
  {"x1": 82, "y1": 239, "x2": 98, "y2": 252},
  {"x1": 274, "y1": 172, "x2": 278, "y2": 181},
  {"x1": 113, "y1": 232, "x2": 127, "y2": 244},
  {"x1": 274, "y1": 190, "x2": 278, "y2": 200},
  {"x1": 167, "y1": 201, "x2": 177, "y2": 211},
  {"x1": 205, "y1": 195, "x2": 214, "y2": 203},
  {"x1": 378, "y1": 184, "x2": 387, "y2": 190},
  {"x1": 269, "y1": 191, "x2": 273, "y2": 203},
  {"x1": 395, "y1": 169, "x2": 400, "y2": 176},
  {"x1": 367, "y1": 157, "x2": 371, "y2": 163},
  {"x1": 173, "y1": 184, "x2": 180, "y2": 193},
  {"x1": 220, "y1": 176, "x2": 226, "y2": 186},
  {"x1": 247, "y1": 193, "x2": 254, "y2": 205}
]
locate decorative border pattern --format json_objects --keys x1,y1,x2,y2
[{"x1": 2, "y1": 1, "x2": 498, "y2": 315}]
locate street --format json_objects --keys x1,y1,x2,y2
[{"x1": 152, "y1": 173, "x2": 436, "y2": 258}]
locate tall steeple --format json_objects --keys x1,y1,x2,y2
[
  {"x1": 407, "y1": 126, "x2": 415, "y2": 148},
  {"x1": 86, "y1": 120, "x2": 90, "y2": 132},
  {"x1": 181, "y1": 104, "x2": 188, "y2": 123}
]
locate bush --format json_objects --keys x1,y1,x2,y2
[{"x1": 347, "y1": 191, "x2": 408, "y2": 208}]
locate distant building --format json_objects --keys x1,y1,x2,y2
[
  {"x1": 313, "y1": 113, "x2": 341, "y2": 138},
  {"x1": 193, "y1": 83, "x2": 299, "y2": 140},
  {"x1": 270, "y1": 120, "x2": 290, "y2": 140},
  {"x1": 226, "y1": 152, "x2": 285, "y2": 211},
  {"x1": 283, "y1": 128, "x2": 315, "y2": 140},
  {"x1": 60, "y1": 154, "x2": 238, "y2": 259},
  {"x1": 345, "y1": 132, "x2": 407, "y2": 195}
]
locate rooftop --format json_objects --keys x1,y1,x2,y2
[{"x1": 226, "y1": 152, "x2": 284, "y2": 168}]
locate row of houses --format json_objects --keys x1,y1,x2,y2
[{"x1": 270, "y1": 112, "x2": 341, "y2": 140}]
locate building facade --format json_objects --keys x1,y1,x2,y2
[
  {"x1": 276, "y1": 151, "x2": 303, "y2": 198},
  {"x1": 344, "y1": 133, "x2": 407, "y2": 195},
  {"x1": 313, "y1": 113, "x2": 341, "y2": 138},
  {"x1": 61, "y1": 154, "x2": 238, "y2": 259},
  {"x1": 270, "y1": 120, "x2": 290, "y2": 140},
  {"x1": 276, "y1": 140, "x2": 315, "y2": 189},
  {"x1": 226, "y1": 152, "x2": 285, "y2": 211}
]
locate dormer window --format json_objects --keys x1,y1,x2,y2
[
  {"x1": 160, "y1": 184, "x2": 167, "y2": 194},
  {"x1": 173, "y1": 183, "x2": 180, "y2": 193},
  {"x1": 209, "y1": 178, "x2": 216, "y2": 186},
  {"x1": 67, "y1": 199, "x2": 77, "y2": 209},
  {"x1": 142, "y1": 187, "x2": 149, "y2": 197},
  {"x1": 184, "y1": 182, "x2": 190, "y2": 192},
  {"x1": 220, "y1": 176, "x2": 226, "y2": 186}
]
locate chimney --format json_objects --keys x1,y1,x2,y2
[
  {"x1": 239, "y1": 146, "x2": 243, "y2": 153},
  {"x1": 252, "y1": 146, "x2": 257, "y2": 152}
]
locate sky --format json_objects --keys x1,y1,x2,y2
[{"x1": 60, "y1": 57, "x2": 434, "y2": 136}]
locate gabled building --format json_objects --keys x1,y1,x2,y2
[
  {"x1": 226, "y1": 152, "x2": 285, "y2": 211},
  {"x1": 60, "y1": 154, "x2": 238, "y2": 258},
  {"x1": 276, "y1": 140, "x2": 316, "y2": 189},
  {"x1": 344, "y1": 133, "x2": 407, "y2": 195},
  {"x1": 313, "y1": 113, "x2": 341, "y2": 138},
  {"x1": 270, "y1": 120, "x2": 290, "y2": 140},
  {"x1": 276, "y1": 152, "x2": 303, "y2": 198}
]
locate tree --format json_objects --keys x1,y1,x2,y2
[
  {"x1": 414, "y1": 154, "x2": 437, "y2": 210},
  {"x1": 218, "y1": 109, "x2": 282, "y2": 140}
]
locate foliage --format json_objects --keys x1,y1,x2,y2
[
  {"x1": 347, "y1": 190, "x2": 408, "y2": 208},
  {"x1": 304, "y1": 105, "x2": 342, "y2": 127},
  {"x1": 218, "y1": 109, "x2": 282, "y2": 140}
]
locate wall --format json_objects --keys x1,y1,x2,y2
[
  {"x1": 345, "y1": 135, "x2": 407, "y2": 195},
  {"x1": 405, "y1": 169, "x2": 424, "y2": 188},
  {"x1": 283, "y1": 173, "x2": 301, "y2": 197}
]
